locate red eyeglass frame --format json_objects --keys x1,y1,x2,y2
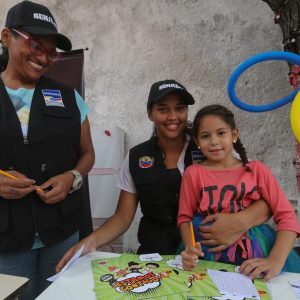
[{"x1": 11, "y1": 28, "x2": 61, "y2": 63}]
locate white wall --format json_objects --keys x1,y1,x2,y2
[{"x1": 1, "y1": 0, "x2": 299, "y2": 251}]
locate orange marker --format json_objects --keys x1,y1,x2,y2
[
  {"x1": 0, "y1": 169, "x2": 44, "y2": 193},
  {"x1": 189, "y1": 221, "x2": 196, "y2": 247}
]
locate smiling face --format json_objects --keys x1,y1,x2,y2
[
  {"x1": 147, "y1": 93, "x2": 188, "y2": 142},
  {"x1": 2, "y1": 28, "x2": 57, "y2": 85},
  {"x1": 196, "y1": 114, "x2": 239, "y2": 166}
]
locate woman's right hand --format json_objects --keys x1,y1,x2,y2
[
  {"x1": 56, "y1": 190, "x2": 139, "y2": 273},
  {"x1": 0, "y1": 171, "x2": 36, "y2": 199},
  {"x1": 56, "y1": 234, "x2": 97, "y2": 273},
  {"x1": 181, "y1": 242, "x2": 204, "y2": 271}
]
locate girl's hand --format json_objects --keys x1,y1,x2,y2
[
  {"x1": 56, "y1": 235, "x2": 97, "y2": 273},
  {"x1": 181, "y1": 242, "x2": 204, "y2": 271},
  {"x1": 239, "y1": 257, "x2": 283, "y2": 281},
  {"x1": 36, "y1": 172, "x2": 74, "y2": 204}
]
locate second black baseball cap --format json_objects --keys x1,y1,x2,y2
[{"x1": 147, "y1": 79, "x2": 195, "y2": 108}]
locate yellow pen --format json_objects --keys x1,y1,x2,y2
[
  {"x1": 189, "y1": 221, "x2": 196, "y2": 247},
  {"x1": 0, "y1": 169, "x2": 44, "y2": 193}
]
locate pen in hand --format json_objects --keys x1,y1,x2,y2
[
  {"x1": 189, "y1": 221, "x2": 203, "y2": 261},
  {"x1": 189, "y1": 221, "x2": 196, "y2": 247},
  {"x1": 0, "y1": 169, "x2": 44, "y2": 193}
]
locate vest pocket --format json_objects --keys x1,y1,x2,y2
[
  {"x1": 133, "y1": 172, "x2": 157, "y2": 186},
  {"x1": 0, "y1": 200, "x2": 9, "y2": 232},
  {"x1": 42, "y1": 106, "x2": 79, "y2": 139},
  {"x1": 134, "y1": 175, "x2": 161, "y2": 204},
  {"x1": 39, "y1": 161, "x2": 76, "y2": 180}
]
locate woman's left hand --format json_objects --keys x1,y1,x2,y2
[
  {"x1": 239, "y1": 257, "x2": 283, "y2": 281},
  {"x1": 36, "y1": 172, "x2": 74, "y2": 204}
]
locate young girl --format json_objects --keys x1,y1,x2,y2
[{"x1": 178, "y1": 104, "x2": 300, "y2": 281}]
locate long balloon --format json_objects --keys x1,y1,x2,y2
[{"x1": 228, "y1": 51, "x2": 300, "y2": 112}]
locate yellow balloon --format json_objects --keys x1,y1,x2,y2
[{"x1": 290, "y1": 91, "x2": 300, "y2": 143}]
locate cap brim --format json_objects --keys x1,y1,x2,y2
[
  {"x1": 153, "y1": 88, "x2": 195, "y2": 105},
  {"x1": 20, "y1": 25, "x2": 72, "y2": 51}
]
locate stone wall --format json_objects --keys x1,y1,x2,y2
[{"x1": 1, "y1": 0, "x2": 298, "y2": 251}]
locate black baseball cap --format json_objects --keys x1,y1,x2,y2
[
  {"x1": 5, "y1": 1, "x2": 72, "y2": 51},
  {"x1": 147, "y1": 79, "x2": 195, "y2": 108}
]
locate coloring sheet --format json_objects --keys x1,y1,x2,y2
[
  {"x1": 207, "y1": 269, "x2": 260, "y2": 299},
  {"x1": 91, "y1": 254, "x2": 271, "y2": 300}
]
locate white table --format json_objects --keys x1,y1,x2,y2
[
  {"x1": 36, "y1": 251, "x2": 300, "y2": 300},
  {"x1": 0, "y1": 273, "x2": 29, "y2": 300},
  {"x1": 36, "y1": 252, "x2": 118, "y2": 300}
]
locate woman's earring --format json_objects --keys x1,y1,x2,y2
[
  {"x1": 197, "y1": 146, "x2": 201, "y2": 150},
  {"x1": 233, "y1": 139, "x2": 236, "y2": 143}
]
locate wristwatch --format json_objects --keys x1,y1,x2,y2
[{"x1": 69, "y1": 169, "x2": 83, "y2": 193}]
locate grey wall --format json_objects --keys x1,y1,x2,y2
[{"x1": 1, "y1": 0, "x2": 299, "y2": 251}]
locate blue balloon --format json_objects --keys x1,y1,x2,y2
[{"x1": 227, "y1": 51, "x2": 300, "y2": 112}]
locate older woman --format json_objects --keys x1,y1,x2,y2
[{"x1": 0, "y1": 1, "x2": 94, "y2": 299}]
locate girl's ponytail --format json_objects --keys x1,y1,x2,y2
[{"x1": 233, "y1": 138, "x2": 250, "y2": 171}]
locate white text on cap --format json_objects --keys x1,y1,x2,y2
[{"x1": 159, "y1": 83, "x2": 184, "y2": 90}]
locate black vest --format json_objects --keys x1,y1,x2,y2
[
  {"x1": 0, "y1": 76, "x2": 82, "y2": 252},
  {"x1": 129, "y1": 137, "x2": 199, "y2": 254}
]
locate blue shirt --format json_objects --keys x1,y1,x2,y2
[{"x1": 6, "y1": 87, "x2": 89, "y2": 137}]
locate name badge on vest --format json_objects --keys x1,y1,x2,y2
[
  {"x1": 191, "y1": 150, "x2": 204, "y2": 164},
  {"x1": 138, "y1": 156, "x2": 154, "y2": 168},
  {"x1": 42, "y1": 89, "x2": 65, "y2": 107}
]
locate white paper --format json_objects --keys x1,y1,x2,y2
[
  {"x1": 47, "y1": 245, "x2": 85, "y2": 282},
  {"x1": 266, "y1": 282, "x2": 273, "y2": 299},
  {"x1": 166, "y1": 255, "x2": 184, "y2": 270},
  {"x1": 139, "y1": 253, "x2": 163, "y2": 262},
  {"x1": 207, "y1": 269, "x2": 260, "y2": 300},
  {"x1": 289, "y1": 280, "x2": 300, "y2": 299}
]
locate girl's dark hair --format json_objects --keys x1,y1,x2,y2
[{"x1": 193, "y1": 104, "x2": 250, "y2": 170}]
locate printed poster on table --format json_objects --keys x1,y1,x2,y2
[{"x1": 91, "y1": 254, "x2": 271, "y2": 300}]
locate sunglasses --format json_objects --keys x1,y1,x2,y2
[{"x1": 11, "y1": 28, "x2": 61, "y2": 63}]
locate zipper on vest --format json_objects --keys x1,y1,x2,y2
[{"x1": 23, "y1": 135, "x2": 38, "y2": 238}]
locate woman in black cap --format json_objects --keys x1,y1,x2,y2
[
  {"x1": 0, "y1": 1, "x2": 94, "y2": 299},
  {"x1": 57, "y1": 80, "x2": 270, "y2": 270}
]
